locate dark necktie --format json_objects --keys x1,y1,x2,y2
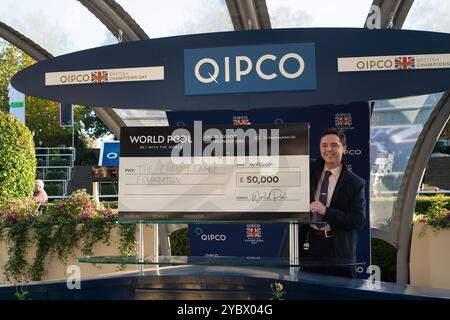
[{"x1": 314, "y1": 170, "x2": 332, "y2": 227}]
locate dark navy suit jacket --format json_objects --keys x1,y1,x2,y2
[{"x1": 307, "y1": 158, "x2": 366, "y2": 260}]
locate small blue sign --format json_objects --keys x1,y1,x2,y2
[
  {"x1": 99, "y1": 141, "x2": 120, "y2": 166},
  {"x1": 184, "y1": 43, "x2": 316, "y2": 95}
]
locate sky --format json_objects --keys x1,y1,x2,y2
[
  {"x1": 0, "y1": 0, "x2": 379, "y2": 57},
  {"x1": 1, "y1": 0, "x2": 447, "y2": 59}
]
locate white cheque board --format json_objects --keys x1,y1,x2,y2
[{"x1": 119, "y1": 123, "x2": 309, "y2": 222}]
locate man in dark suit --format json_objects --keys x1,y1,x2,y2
[{"x1": 301, "y1": 128, "x2": 366, "y2": 278}]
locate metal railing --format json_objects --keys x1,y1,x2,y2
[
  {"x1": 35, "y1": 147, "x2": 75, "y2": 199},
  {"x1": 35, "y1": 147, "x2": 76, "y2": 167},
  {"x1": 36, "y1": 166, "x2": 72, "y2": 181}
]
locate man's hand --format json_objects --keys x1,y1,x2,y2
[{"x1": 310, "y1": 201, "x2": 326, "y2": 215}]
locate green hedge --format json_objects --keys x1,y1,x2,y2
[
  {"x1": 45, "y1": 184, "x2": 63, "y2": 197},
  {"x1": 415, "y1": 196, "x2": 450, "y2": 214},
  {"x1": 169, "y1": 228, "x2": 189, "y2": 256},
  {"x1": 0, "y1": 111, "x2": 36, "y2": 204},
  {"x1": 36, "y1": 158, "x2": 45, "y2": 167},
  {"x1": 371, "y1": 239, "x2": 397, "y2": 282}
]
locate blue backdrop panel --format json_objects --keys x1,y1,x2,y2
[
  {"x1": 188, "y1": 224, "x2": 287, "y2": 257},
  {"x1": 167, "y1": 102, "x2": 370, "y2": 276}
]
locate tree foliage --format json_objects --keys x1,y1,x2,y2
[
  {"x1": 0, "y1": 41, "x2": 34, "y2": 113},
  {"x1": 0, "y1": 40, "x2": 111, "y2": 148}
]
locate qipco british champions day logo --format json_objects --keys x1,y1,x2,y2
[{"x1": 184, "y1": 43, "x2": 317, "y2": 95}]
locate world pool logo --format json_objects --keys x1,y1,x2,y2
[{"x1": 184, "y1": 43, "x2": 317, "y2": 95}]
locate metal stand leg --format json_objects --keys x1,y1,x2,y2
[
  {"x1": 289, "y1": 222, "x2": 300, "y2": 279},
  {"x1": 154, "y1": 224, "x2": 159, "y2": 271},
  {"x1": 139, "y1": 221, "x2": 144, "y2": 275}
]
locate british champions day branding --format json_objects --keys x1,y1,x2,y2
[{"x1": 184, "y1": 43, "x2": 316, "y2": 95}]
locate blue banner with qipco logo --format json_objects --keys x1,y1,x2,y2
[{"x1": 184, "y1": 43, "x2": 316, "y2": 95}]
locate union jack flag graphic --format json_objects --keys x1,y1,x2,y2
[
  {"x1": 91, "y1": 71, "x2": 109, "y2": 83},
  {"x1": 233, "y1": 118, "x2": 251, "y2": 125},
  {"x1": 246, "y1": 226, "x2": 261, "y2": 238},
  {"x1": 395, "y1": 56, "x2": 415, "y2": 70},
  {"x1": 335, "y1": 115, "x2": 352, "y2": 126}
]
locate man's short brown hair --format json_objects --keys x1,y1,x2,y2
[{"x1": 320, "y1": 128, "x2": 347, "y2": 146}]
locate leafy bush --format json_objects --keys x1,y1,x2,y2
[
  {"x1": 36, "y1": 158, "x2": 45, "y2": 167},
  {"x1": 169, "y1": 228, "x2": 189, "y2": 256},
  {"x1": 371, "y1": 238, "x2": 396, "y2": 282},
  {"x1": 415, "y1": 194, "x2": 450, "y2": 230},
  {"x1": 44, "y1": 184, "x2": 63, "y2": 197},
  {"x1": 0, "y1": 189, "x2": 134, "y2": 282},
  {"x1": 101, "y1": 201, "x2": 118, "y2": 209},
  {"x1": 0, "y1": 111, "x2": 36, "y2": 205},
  {"x1": 416, "y1": 196, "x2": 450, "y2": 214},
  {"x1": 51, "y1": 189, "x2": 113, "y2": 221},
  {"x1": 0, "y1": 197, "x2": 39, "y2": 225}
]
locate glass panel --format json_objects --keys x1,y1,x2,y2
[
  {"x1": 123, "y1": 119, "x2": 169, "y2": 127},
  {"x1": 403, "y1": 0, "x2": 450, "y2": 32},
  {"x1": 116, "y1": 0, "x2": 233, "y2": 38},
  {"x1": 371, "y1": 0, "x2": 450, "y2": 236},
  {"x1": 77, "y1": 255, "x2": 364, "y2": 268},
  {"x1": 371, "y1": 2, "x2": 448, "y2": 236},
  {"x1": 116, "y1": 220, "x2": 326, "y2": 225},
  {"x1": 0, "y1": 0, "x2": 116, "y2": 56},
  {"x1": 267, "y1": 0, "x2": 373, "y2": 28},
  {"x1": 113, "y1": 108, "x2": 169, "y2": 127},
  {"x1": 370, "y1": 93, "x2": 443, "y2": 232},
  {"x1": 113, "y1": 108, "x2": 167, "y2": 120}
]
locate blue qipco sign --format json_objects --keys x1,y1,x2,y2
[
  {"x1": 184, "y1": 43, "x2": 316, "y2": 95},
  {"x1": 99, "y1": 141, "x2": 120, "y2": 166}
]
